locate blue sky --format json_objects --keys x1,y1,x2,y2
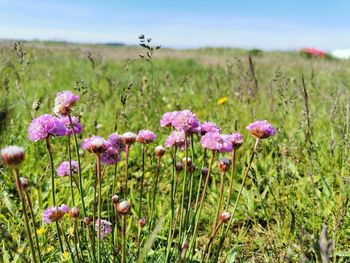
[{"x1": 0, "y1": 0, "x2": 349, "y2": 50}]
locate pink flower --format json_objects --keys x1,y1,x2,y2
[
  {"x1": 246, "y1": 120, "x2": 275, "y2": 139},
  {"x1": 229, "y1": 132, "x2": 243, "y2": 148},
  {"x1": 1, "y1": 146, "x2": 25, "y2": 167},
  {"x1": 42, "y1": 204, "x2": 69, "y2": 224},
  {"x1": 201, "y1": 132, "x2": 233, "y2": 153},
  {"x1": 172, "y1": 110, "x2": 200, "y2": 133},
  {"x1": 81, "y1": 136, "x2": 109, "y2": 154},
  {"x1": 136, "y1": 130, "x2": 157, "y2": 144},
  {"x1": 200, "y1": 121, "x2": 221, "y2": 135},
  {"x1": 54, "y1": 91, "x2": 79, "y2": 116},
  {"x1": 56, "y1": 160, "x2": 78, "y2": 177},
  {"x1": 95, "y1": 219, "x2": 112, "y2": 240},
  {"x1": 108, "y1": 133, "x2": 126, "y2": 153},
  {"x1": 101, "y1": 147, "x2": 121, "y2": 165},
  {"x1": 160, "y1": 111, "x2": 177, "y2": 127},
  {"x1": 28, "y1": 114, "x2": 67, "y2": 141},
  {"x1": 60, "y1": 116, "x2": 83, "y2": 135},
  {"x1": 165, "y1": 130, "x2": 190, "y2": 149}
]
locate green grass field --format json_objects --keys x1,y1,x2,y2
[{"x1": 1, "y1": 40, "x2": 350, "y2": 262}]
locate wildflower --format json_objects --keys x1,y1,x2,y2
[
  {"x1": 136, "y1": 130, "x2": 157, "y2": 144},
  {"x1": 83, "y1": 217, "x2": 91, "y2": 225},
  {"x1": 95, "y1": 219, "x2": 112, "y2": 240},
  {"x1": 154, "y1": 145, "x2": 165, "y2": 158},
  {"x1": 112, "y1": 194, "x2": 119, "y2": 205},
  {"x1": 1, "y1": 146, "x2": 25, "y2": 167},
  {"x1": 175, "y1": 162, "x2": 183, "y2": 172},
  {"x1": 165, "y1": 130, "x2": 190, "y2": 149},
  {"x1": 42, "y1": 204, "x2": 69, "y2": 224},
  {"x1": 172, "y1": 110, "x2": 200, "y2": 133},
  {"x1": 100, "y1": 147, "x2": 121, "y2": 165},
  {"x1": 200, "y1": 132, "x2": 233, "y2": 153},
  {"x1": 160, "y1": 111, "x2": 177, "y2": 127},
  {"x1": 201, "y1": 167, "x2": 208, "y2": 176},
  {"x1": 219, "y1": 212, "x2": 231, "y2": 223},
  {"x1": 56, "y1": 160, "x2": 78, "y2": 177},
  {"x1": 229, "y1": 132, "x2": 244, "y2": 148},
  {"x1": 81, "y1": 135, "x2": 109, "y2": 155},
  {"x1": 28, "y1": 114, "x2": 66, "y2": 141},
  {"x1": 108, "y1": 133, "x2": 126, "y2": 153},
  {"x1": 200, "y1": 121, "x2": 221, "y2": 135},
  {"x1": 116, "y1": 200, "x2": 131, "y2": 215},
  {"x1": 54, "y1": 91, "x2": 79, "y2": 116},
  {"x1": 122, "y1": 132, "x2": 137, "y2": 145},
  {"x1": 218, "y1": 158, "x2": 231, "y2": 173},
  {"x1": 20, "y1": 177, "x2": 29, "y2": 190},
  {"x1": 246, "y1": 120, "x2": 275, "y2": 139},
  {"x1": 138, "y1": 218, "x2": 146, "y2": 228},
  {"x1": 60, "y1": 116, "x2": 83, "y2": 135},
  {"x1": 188, "y1": 164, "x2": 196, "y2": 174},
  {"x1": 69, "y1": 207, "x2": 80, "y2": 219}
]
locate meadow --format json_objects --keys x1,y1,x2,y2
[{"x1": 1, "y1": 39, "x2": 350, "y2": 263}]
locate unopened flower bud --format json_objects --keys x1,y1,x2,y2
[
  {"x1": 138, "y1": 218, "x2": 146, "y2": 228},
  {"x1": 188, "y1": 164, "x2": 196, "y2": 174},
  {"x1": 175, "y1": 162, "x2": 183, "y2": 173},
  {"x1": 112, "y1": 194, "x2": 119, "y2": 205},
  {"x1": 182, "y1": 157, "x2": 192, "y2": 166},
  {"x1": 20, "y1": 177, "x2": 29, "y2": 190},
  {"x1": 83, "y1": 216, "x2": 91, "y2": 225},
  {"x1": 116, "y1": 200, "x2": 131, "y2": 215},
  {"x1": 122, "y1": 132, "x2": 137, "y2": 145},
  {"x1": 219, "y1": 212, "x2": 231, "y2": 223},
  {"x1": 201, "y1": 167, "x2": 209, "y2": 177},
  {"x1": 70, "y1": 207, "x2": 80, "y2": 219},
  {"x1": 155, "y1": 145, "x2": 165, "y2": 158},
  {"x1": 1, "y1": 146, "x2": 25, "y2": 167},
  {"x1": 218, "y1": 158, "x2": 230, "y2": 173}
]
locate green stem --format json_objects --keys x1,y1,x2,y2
[
  {"x1": 24, "y1": 190, "x2": 43, "y2": 263},
  {"x1": 68, "y1": 135, "x2": 75, "y2": 206},
  {"x1": 188, "y1": 150, "x2": 215, "y2": 257},
  {"x1": 226, "y1": 148, "x2": 236, "y2": 210},
  {"x1": 151, "y1": 156, "x2": 161, "y2": 229},
  {"x1": 139, "y1": 144, "x2": 145, "y2": 218},
  {"x1": 121, "y1": 215, "x2": 126, "y2": 263},
  {"x1": 59, "y1": 222, "x2": 76, "y2": 263},
  {"x1": 45, "y1": 137, "x2": 64, "y2": 253},
  {"x1": 214, "y1": 138, "x2": 260, "y2": 261},
  {"x1": 97, "y1": 155, "x2": 102, "y2": 263},
  {"x1": 179, "y1": 135, "x2": 189, "y2": 244},
  {"x1": 13, "y1": 169, "x2": 38, "y2": 263},
  {"x1": 68, "y1": 114, "x2": 86, "y2": 216},
  {"x1": 73, "y1": 220, "x2": 81, "y2": 262},
  {"x1": 124, "y1": 145, "x2": 129, "y2": 198}
]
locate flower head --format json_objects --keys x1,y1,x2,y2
[
  {"x1": 54, "y1": 91, "x2": 79, "y2": 116},
  {"x1": 218, "y1": 158, "x2": 231, "y2": 173},
  {"x1": 219, "y1": 212, "x2": 231, "y2": 223},
  {"x1": 20, "y1": 177, "x2": 29, "y2": 190},
  {"x1": 172, "y1": 110, "x2": 200, "y2": 133},
  {"x1": 138, "y1": 218, "x2": 147, "y2": 228},
  {"x1": 42, "y1": 204, "x2": 69, "y2": 224},
  {"x1": 136, "y1": 130, "x2": 157, "y2": 144},
  {"x1": 81, "y1": 136, "x2": 109, "y2": 155},
  {"x1": 229, "y1": 132, "x2": 244, "y2": 148},
  {"x1": 57, "y1": 160, "x2": 78, "y2": 177},
  {"x1": 101, "y1": 147, "x2": 121, "y2": 165},
  {"x1": 1, "y1": 146, "x2": 25, "y2": 167},
  {"x1": 116, "y1": 200, "x2": 131, "y2": 215},
  {"x1": 95, "y1": 219, "x2": 112, "y2": 240},
  {"x1": 200, "y1": 121, "x2": 221, "y2": 135},
  {"x1": 60, "y1": 116, "x2": 83, "y2": 135},
  {"x1": 69, "y1": 207, "x2": 80, "y2": 219},
  {"x1": 165, "y1": 130, "x2": 190, "y2": 149},
  {"x1": 155, "y1": 145, "x2": 165, "y2": 158},
  {"x1": 28, "y1": 114, "x2": 67, "y2": 141},
  {"x1": 160, "y1": 111, "x2": 177, "y2": 127},
  {"x1": 108, "y1": 133, "x2": 126, "y2": 153},
  {"x1": 122, "y1": 132, "x2": 137, "y2": 145},
  {"x1": 200, "y1": 132, "x2": 232, "y2": 153},
  {"x1": 246, "y1": 120, "x2": 275, "y2": 139}
]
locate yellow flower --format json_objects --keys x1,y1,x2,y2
[
  {"x1": 62, "y1": 251, "x2": 70, "y2": 261},
  {"x1": 37, "y1": 226, "x2": 46, "y2": 236},
  {"x1": 17, "y1": 247, "x2": 24, "y2": 254},
  {"x1": 217, "y1": 97, "x2": 228, "y2": 105}
]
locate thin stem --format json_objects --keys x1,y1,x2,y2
[
  {"x1": 179, "y1": 136, "x2": 189, "y2": 244},
  {"x1": 203, "y1": 221, "x2": 223, "y2": 261},
  {"x1": 165, "y1": 146, "x2": 177, "y2": 262},
  {"x1": 86, "y1": 224, "x2": 96, "y2": 263},
  {"x1": 24, "y1": 190, "x2": 42, "y2": 263},
  {"x1": 226, "y1": 148, "x2": 236, "y2": 210},
  {"x1": 121, "y1": 215, "x2": 126, "y2": 263},
  {"x1": 59, "y1": 222, "x2": 76, "y2": 263},
  {"x1": 73, "y1": 220, "x2": 81, "y2": 262},
  {"x1": 92, "y1": 164, "x2": 98, "y2": 260},
  {"x1": 45, "y1": 137, "x2": 64, "y2": 253},
  {"x1": 124, "y1": 145, "x2": 129, "y2": 198},
  {"x1": 188, "y1": 150, "x2": 215, "y2": 258},
  {"x1": 68, "y1": 114, "x2": 87, "y2": 216},
  {"x1": 97, "y1": 155, "x2": 102, "y2": 263},
  {"x1": 13, "y1": 168, "x2": 37, "y2": 263},
  {"x1": 151, "y1": 156, "x2": 161, "y2": 229},
  {"x1": 68, "y1": 135, "x2": 75, "y2": 206},
  {"x1": 137, "y1": 225, "x2": 142, "y2": 258},
  {"x1": 139, "y1": 144, "x2": 145, "y2": 218},
  {"x1": 214, "y1": 138, "x2": 260, "y2": 261}
]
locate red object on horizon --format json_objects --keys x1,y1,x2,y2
[{"x1": 301, "y1": 48, "x2": 326, "y2": 58}]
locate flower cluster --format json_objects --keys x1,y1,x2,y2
[
  {"x1": 200, "y1": 132, "x2": 233, "y2": 153},
  {"x1": 54, "y1": 91, "x2": 79, "y2": 116},
  {"x1": 1, "y1": 146, "x2": 25, "y2": 167},
  {"x1": 165, "y1": 130, "x2": 190, "y2": 149},
  {"x1": 95, "y1": 219, "x2": 112, "y2": 240},
  {"x1": 57, "y1": 160, "x2": 78, "y2": 177},
  {"x1": 28, "y1": 114, "x2": 67, "y2": 141},
  {"x1": 81, "y1": 136, "x2": 109, "y2": 155},
  {"x1": 136, "y1": 130, "x2": 157, "y2": 144},
  {"x1": 42, "y1": 204, "x2": 69, "y2": 224},
  {"x1": 247, "y1": 120, "x2": 276, "y2": 139}
]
